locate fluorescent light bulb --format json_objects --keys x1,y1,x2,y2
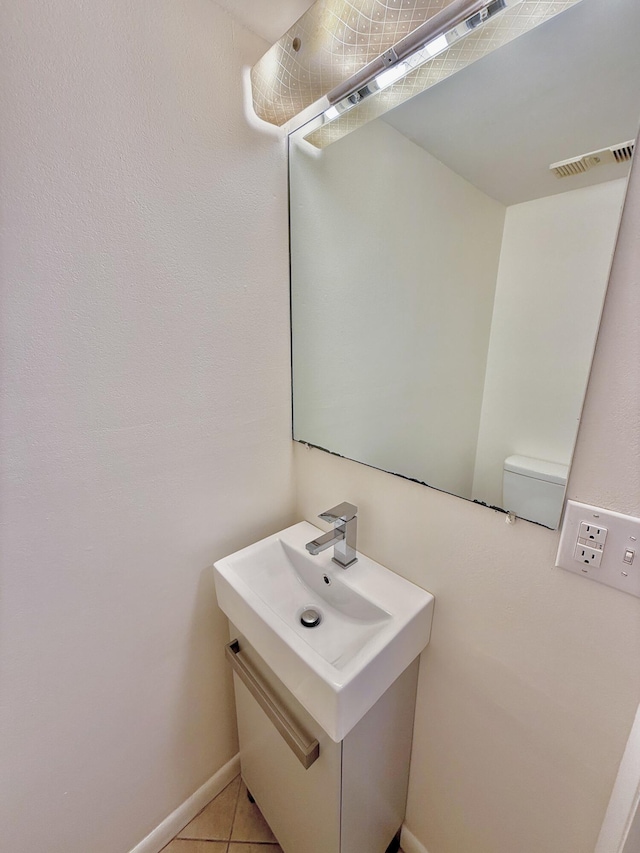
[
  {"x1": 321, "y1": 0, "x2": 520, "y2": 129},
  {"x1": 423, "y1": 33, "x2": 449, "y2": 57},
  {"x1": 375, "y1": 61, "x2": 409, "y2": 90},
  {"x1": 375, "y1": 33, "x2": 450, "y2": 90}
]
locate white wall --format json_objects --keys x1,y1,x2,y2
[
  {"x1": 294, "y1": 144, "x2": 640, "y2": 852},
  {"x1": 0, "y1": 2, "x2": 294, "y2": 852},
  {"x1": 291, "y1": 119, "x2": 505, "y2": 497},
  {"x1": 472, "y1": 179, "x2": 627, "y2": 508}
]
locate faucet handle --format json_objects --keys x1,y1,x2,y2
[{"x1": 318, "y1": 502, "x2": 358, "y2": 525}]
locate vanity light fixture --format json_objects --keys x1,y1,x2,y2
[{"x1": 321, "y1": 0, "x2": 523, "y2": 124}]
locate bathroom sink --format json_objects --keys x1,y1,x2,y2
[{"x1": 214, "y1": 521, "x2": 434, "y2": 741}]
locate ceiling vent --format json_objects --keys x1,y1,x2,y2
[{"x1": 550, "y1": 140, "x2": 635, "y2": 178}]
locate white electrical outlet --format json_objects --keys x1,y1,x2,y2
[
  {"x1": 574, "y1": 543, "x2": 603, "y2": 567},
  {"x1": 578, "y1": 521, "x2": 608, "y2": 548},
  {"x1": 556, "y1": 501, "x2": 640, "y2": 597}
]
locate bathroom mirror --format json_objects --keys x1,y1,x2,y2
[{"x1": 289, "y1": 0, "x2": 640, "y2": 528}]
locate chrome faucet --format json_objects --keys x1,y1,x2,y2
[{"x1": 305, "y1": 502, "x2": 358, "y2": 568}]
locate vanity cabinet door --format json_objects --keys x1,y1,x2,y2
[{"x1": 230, "y1": 628, "x2": 342, "y2": 853}]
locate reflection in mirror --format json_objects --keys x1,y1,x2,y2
[{"x1": 289, "y1": 0, "x2": 640, "y2": 528}]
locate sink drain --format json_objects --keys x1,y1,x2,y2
[{"x1": 300, "y1": 608, "x2": 322, "y2": 628}]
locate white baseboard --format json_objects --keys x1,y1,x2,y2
[
  {"x1": 401, "y1": 824, "x2": 430, "y2": 853},
  {"x1": 129, "y1": 753, "x2": 241, "y2": 853}
]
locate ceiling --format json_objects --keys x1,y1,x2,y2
[
  {"x1": 213, "y1": 0, "x2": 315, "y2": 45},
  {"x1": 220, "y1": 0, "x2": 640, "y2": 204},
  {"x1": 382, "y1": 0, "x2": 640, "y2": 205}
]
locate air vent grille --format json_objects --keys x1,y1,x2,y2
[
  {"x1": 554, "y1": 160, "x2": 589, "y2": 178},
  {"x1": 612, "y1": 142, "x2": 634, "y2": 163},
  {"x1": 550, "y1": 140, "x2": 635, "y2": 178}
]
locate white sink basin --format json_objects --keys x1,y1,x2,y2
[{"x1": 214, "y1": 521, "x2": 435, "y2": 742}]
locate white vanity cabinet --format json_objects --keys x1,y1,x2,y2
[
  {"x1": 215, "y1": 523, "x2": 434, "y2": 851},
  {"x1": 228, "y1": 625, "x2": 419, "y2": 853}
]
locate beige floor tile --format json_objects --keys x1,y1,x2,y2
[
  {"x1": 163, "y1": 841, "x2": 228, "y2": 853},
  {"x1": 178, "y1": 776, "x2": 241, "y2": 841},
  {"x1": 230, "y1": 781, "x2": 278, "y2": 843},
  {"x1": 228, "y1": 845, "x2": 282, "y2": 853}
]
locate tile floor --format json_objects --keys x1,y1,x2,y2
[
  {"x1": 162, "y1": 776, "x2": 282, "y2": 853},
  {"x1": 161, "y1": 774, "x2": 405, "y2": 853}
]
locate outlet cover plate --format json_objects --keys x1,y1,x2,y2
[{"x1": 556, "y1": 501, "x2": 640, "y2": 597}]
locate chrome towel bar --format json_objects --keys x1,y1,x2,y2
[{"x1": 225, "y1": 639, "x2": 320, "y2": 770}]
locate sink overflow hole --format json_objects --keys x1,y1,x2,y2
[
  {"x1": 323, "y1": 575, "x2": 331, "y2": 585},
  {"x1": 300, "y1": 608, "x2": 322, "y2": 628}
]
